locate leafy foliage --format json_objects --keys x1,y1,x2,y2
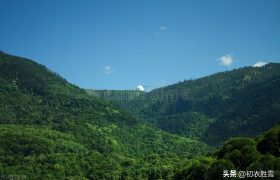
[{"x1": 174, "y1": 124, "x2": 280, "y2": 179}]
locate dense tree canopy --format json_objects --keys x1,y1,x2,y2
[
  {"x1": 94, "y1": 63, "x2": 280, "y2": 146},
  {"x1": 1, "y1": 51, "x2": 279, "y2": 179},
  {"x1": 0, "y1": 51, "x2": 210, "y2": 179}
]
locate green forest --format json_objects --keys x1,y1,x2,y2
[{"x1": 0, "y1": 51, "x2": 280, "y2": 179}]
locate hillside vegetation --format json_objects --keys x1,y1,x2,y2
[
  {"x1": 0, "y1": 51, "x2": 210, "y2": 179},
  {"x1": 174, "y1": 124, "x2": 280, "y2": 179},
  {"x1": 1, "y1": 51, "x2": 279, "y2": 179},
  {"x1": 93, "y1": 63, "x2": 280, "y2": 145}
]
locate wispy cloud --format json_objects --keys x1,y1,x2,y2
[
  {"x1": 153, "y1": 25, "x2": 167, "y2": 36},
  {"x1": 104, "y1": 66, "x2": 113, "y2": 74},
  {"x1": 253, "y1": 61, "x2": 267, "y2": 67},
  {"x1": 153, "y1": 32, "x2": 160, "y2": 36},
  {"x1": 159, "y1": 26, "x2": 166, "y2": 31},
  {"x1": 217, "y1": 54, "x2": 233, "y2": 66}
]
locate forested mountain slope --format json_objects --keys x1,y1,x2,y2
[
  {"x1": 91, "y1": 63, "x2": 280, "y2": 146},
  {"x1": 0, "y1": 51, "x2": 210, "y2": 179},
  {"x1": 1, "y1": 51, "x2": 279, "y2": 179}
]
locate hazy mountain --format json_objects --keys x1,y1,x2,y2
[{"x1": 90, "y1": 63, "x2": 280, "y2": 146}]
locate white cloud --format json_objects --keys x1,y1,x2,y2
[
  {"x1": 104, "y1": 66, "x2": 113, "y2": 74},
  {"x1": 253, "y1": 61, "x2": 267, "y2": 67},
  {"x1": 217, "y1": 54, "x2": 233, "y2": 66},
  {"x1": 153, "y1": 25, "x2": 167, "y2": 36}
]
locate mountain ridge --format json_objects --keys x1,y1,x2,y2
[
  {"x1": 1, "y1": 51, "x2": 279, "y2": 179},
  {"x1": 0, "y1": 51, "x2": 211, "y2": 179},
  {"x1": 89, "y1": 63, "x2": 280, "y2": 146}
]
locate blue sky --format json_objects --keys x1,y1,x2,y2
[{"x1": 0, "y1": 0, "x2": 280, "y2": 90}]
